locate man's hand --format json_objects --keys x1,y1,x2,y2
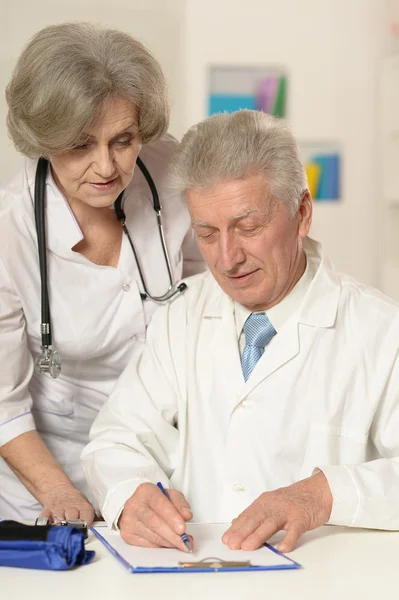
[
  {"x1": 222, "y1": 471, "x2": 333, "y2": 553},
  {"x1": 39, "y1": 483, "x2": 95, "y2": 525},
  {"x1": 119, "y1": 482, "x2": 193, "y2": 551}
]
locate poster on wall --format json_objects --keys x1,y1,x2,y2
[
  {"x1": 300, "y1": 142, "x2": 342, "y2": 203},
  {"x1": 208, "y1": 66, "x2": 287, "y2": 118}
]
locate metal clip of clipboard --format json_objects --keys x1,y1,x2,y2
[{"x1": 179, "y1": 556, "x2": 252, "y2": 570}]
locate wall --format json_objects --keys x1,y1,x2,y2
[
  {"x1": 378, "y1": 51, "x2": 399, "y2": 300},
  {"x1": 182, "y1": 0, "x2": 390, "y2": 286},
  {"x1": 0, "y1": 0, "x2": 393, "y2": 289}
]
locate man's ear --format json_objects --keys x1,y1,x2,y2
[{"x1": 298, "y1": 190, "x2": 312, "y2": 238}]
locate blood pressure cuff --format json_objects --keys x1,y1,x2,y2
[{"x1": 0, "y1": 521, "x2": 95, "y2": 570}]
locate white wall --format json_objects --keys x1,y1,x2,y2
[
  {"x1": 0, "y1": 0, "x2": 393, "y2": 289},
  {"x1": 378, "y1": 51, "x2": 399, "y2": 300},
  {"x1": 182, "y1": 0, "x2": 390, "y2": 286},
  {"x1": 0, "y1": 0, "x2": 186, "y2": 178}
]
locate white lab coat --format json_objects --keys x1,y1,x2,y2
[
  {"x1": 82, "y1": 238, "x2": 399, "y2": 531},
  {"x1": 0, "y1": 134, "x2": 204, "y2": 520}
]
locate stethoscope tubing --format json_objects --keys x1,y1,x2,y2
[
  {"x1": 33, "y1": 155, "x2": 187, "y2": 377},
  {"x1": 34, "y1": 158, "x2": 52, "y2": 347}
]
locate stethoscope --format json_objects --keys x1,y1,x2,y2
[{"x1": 34, "y1": 156, "x2": 187, "y2": 379}]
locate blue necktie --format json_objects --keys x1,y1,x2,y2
[{"x1": 241, "y1": 313, "x2": 276, "y2": 382}]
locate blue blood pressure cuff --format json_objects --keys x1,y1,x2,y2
[{"x1": 0, "y1": 520, "x2": 95, "y2": 570}]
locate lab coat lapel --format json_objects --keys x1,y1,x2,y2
[
  {"x1": 242, "y1": 319, "x2": 299, "y2": 398},
  {"x1": 240, "y1": 239, "x2": 341, "y2": 398},
  {"x1": 208, "y1": 294, "x2": 246, "y2": 407}
]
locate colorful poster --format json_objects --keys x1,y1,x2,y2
[
  {"x1": 301, "y1": 143, "x2": 342, "y2": 202},
  {"x1": 208, "y1": 66, "x2": 287, "y2": 118}
]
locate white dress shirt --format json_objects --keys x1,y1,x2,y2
[
  {"x1": 0, "y1": 134, "x2": 204, "y2": 520},
  {"x1": 235, "y1": 252, "x2": 318, "y2": 354},
  {"x1": 82, "y1": 238, "x2": 399, "y2": 533}
]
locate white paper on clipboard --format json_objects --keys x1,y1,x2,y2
[{"x1": 92, "y1": 522, "x2": 301, "y2": 572}]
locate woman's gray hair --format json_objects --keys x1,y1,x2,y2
[
  {"x1": 6, "y1": 22, "x2": 169, "y2": 157},
  {"x1": 170, "y1": 110, "x2": 307, "y2": 216}
]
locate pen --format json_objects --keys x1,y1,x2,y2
[{"x1": 156, "y1": 481, "x2": 193, "y2": 553}]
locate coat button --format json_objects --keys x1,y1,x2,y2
[
  {"x1": 232, "y1": 483, "x2": 245, "y2": 493},
  {"x1": 123, "y1": 283, "x2": 130, "y2": 292}
]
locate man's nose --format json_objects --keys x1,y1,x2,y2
[{"x1": 218, "y1": 234, "x2": 246, "y2": 272}]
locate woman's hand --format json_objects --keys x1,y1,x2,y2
[
  {"x1": 39, "y1": 483, "x2": 95, "y2": 525},
  {"x1": 0, "y1": 431, "x2": 95, "y2": 524}
]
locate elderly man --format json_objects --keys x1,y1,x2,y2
[{"x1": 82, "y1": 110, "x2": 399, "y2": 553}]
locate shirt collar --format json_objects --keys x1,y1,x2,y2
[
  {"x1": 234, "y1": 244, "x2": 318, "y2": 337},
  {"x1": 26, "y1": 158, "x2": 84, "y2": 252}
]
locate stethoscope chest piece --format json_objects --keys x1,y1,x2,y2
[{"x1": 34, "y1": 346, "x2": 62, "y2": 379}]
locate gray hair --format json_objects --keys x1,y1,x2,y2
[
  {"x1": 170, "y1": 110, "x2": 307, "y2": 216},
  {"x1": 6, "y1": 22, "x2": 169, "y2": 157}
]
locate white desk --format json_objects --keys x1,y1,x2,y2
[{"x1": 2, "y1": 526, "x2": 397, "y2": 600}]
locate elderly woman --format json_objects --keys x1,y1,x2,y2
[{"x1": 0, "y1": 22, "x2": 204, "y2": 523}]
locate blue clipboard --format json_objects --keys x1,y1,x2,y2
[{"x1": 92, "y1": 525, "x2": 301, "y2": 573}]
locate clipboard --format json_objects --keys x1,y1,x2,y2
[{"x1": 92, "y1": 523, "x2": 301, "y2": 573}]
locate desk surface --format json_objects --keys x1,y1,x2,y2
[{"x1": 2, "y1": 526, "x2": 397, "y2": 600}]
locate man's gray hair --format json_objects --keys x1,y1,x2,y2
[
  {"x1": 6, "y1": 22, "x2": 169, "y2": 157},
  {"x1": 170, "y1": 110, "x2": 307, "y2": 216}
]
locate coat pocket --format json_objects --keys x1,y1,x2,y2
[
  {"x1": 31, "y1": 392, "x2": 74, "y2": 437},
  {"x1": 29, "y1": 376, "x2": 75, "y2": 438},
  {"x1": 299, "y1": 421, "x2": 369, "y2": 479}
]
